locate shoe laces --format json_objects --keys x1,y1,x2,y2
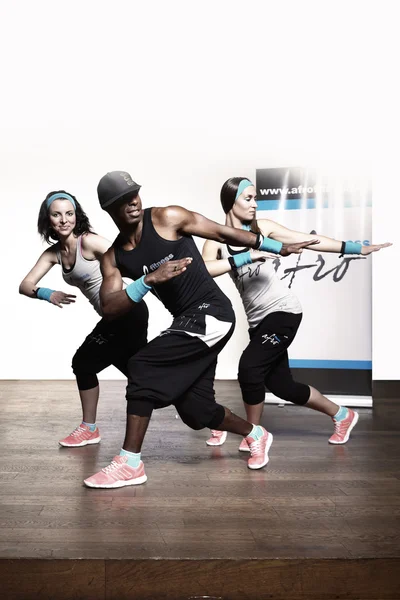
[
  {"x1": 211, "y1": 430, "x2": 222, "y2": 437},
  {"x1": 102, "y1": 460, "x2": 122, "y2": 474},
  {"x1": 70, "y1": 425, "x2": 86, "y2": 437},
  {"x1": 333, "y1": 419, "x2": 347, "y2": 434},
  {"x1": 248, "y1": 438, "x2": 263, "y2": 456}
]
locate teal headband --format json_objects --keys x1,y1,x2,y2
[
  {"x1": 46, "y1": 193, "x2": 76, "y2": 210},
  {"x1": 235, "y1": 179, "x2": 254, "y2": 201}
]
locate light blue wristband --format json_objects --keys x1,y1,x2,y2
[
  {"x1": 344, "y1": 241, "x2": 362, "y2": 255},
  {"x1": 36, "y1": 287, "x2": 55, "y2": 302},
  {"x1": 259, "y1": 236, "x2": 283, "y2": 254},
  {"x1": 125, "y1": 275, "x2": 152, "y2": 303},
  {"x1": 233, "y1": 251, "x2": 253, "y2": 268}
]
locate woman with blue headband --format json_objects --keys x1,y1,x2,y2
[
  {"x1": 19, "y1": 190, "x2": 148, "y2": 447},
  {"x1": 203, "y1": 177, "x2": 391, "y2": 458}
]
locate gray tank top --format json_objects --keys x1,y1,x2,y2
[
  {"x1": 220, "y1": 244, "x2": 302, "y2": 328},
  {"x1": 56, "y1": 235, "x2": 103, "y2": 316}
]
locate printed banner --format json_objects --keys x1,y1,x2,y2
[{"x1": 256, "y1": 167, "x2": 372, "y2": 395}]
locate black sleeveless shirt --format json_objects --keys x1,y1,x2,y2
[{"x1": 114, "y1": 208, "x2": 233, "y2": 320}]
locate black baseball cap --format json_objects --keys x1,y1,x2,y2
[{"x1": 97, "y1": 171, "x2": 141, "y2": 210}]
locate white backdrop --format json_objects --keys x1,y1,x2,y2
[{"x1": 0, "y1": 0, "x2": 397, "y2": 381}]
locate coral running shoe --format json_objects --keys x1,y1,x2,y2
[
  {"x1": 84, "y1": 456, "x2": 147, "y2": 489},
  {"x1": 59, "y1": 424, "x2": 101, "y2": 447}
]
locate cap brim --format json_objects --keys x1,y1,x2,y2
[{"x1": 101, "y1": 186, "x2": 141, "y2": 209}]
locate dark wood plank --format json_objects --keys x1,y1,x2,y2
[
  {"x1": 0, "y1": 559, "x2": 105, "y2": 600},
  {"x1": 105, "y1": 558, "x2": 400, "y2": 600},
  {"x1": 1, "y1": 557, "x2": 400, "y2": 599}
]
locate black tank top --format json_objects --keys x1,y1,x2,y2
[{"x1": 114, "y1": 208, "x2": 232, "y2": 319}]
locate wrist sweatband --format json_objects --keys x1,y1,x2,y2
[
  {"x1": 36, "y1": 287, "x2": 55, "y2": 302},
  {"x1": 126, "y1": 275, "x2": 152, "y2": 303},
  {"x1": 258, "y1": 234, "x2": 283, "y2": 254},
  {"x1": 340, "y1": 241, "x2": 362, "y2": 255},
  {"x1": 231, "y1": 251, "x2": 253, "y2": 269}
]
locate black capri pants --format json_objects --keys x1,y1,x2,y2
[
  {"x1": 238, "y1": 311, "x2": 310, "y2": 406},
  {"x1": 72, "y1": 301, "x2": 149, "y2": 390}
]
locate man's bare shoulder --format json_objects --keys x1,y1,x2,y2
[
  {"x1": 101, "y1": 246, "x2": 116, "y2": 267},
  {"x1": 152, "y1": 205, "x2": 189, "y2": 226}
]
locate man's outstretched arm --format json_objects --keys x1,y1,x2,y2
[{"x1": 165, "y1": 206, "x2": 318, "y2": 256}]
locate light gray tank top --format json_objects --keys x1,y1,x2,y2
[
  {"x1": 56, "y1": 235, "x2": 103, "y2": 316},
  {"x1": 220, "y1": 244, "x2": 302, "y2": 328}
]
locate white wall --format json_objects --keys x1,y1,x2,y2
[
  {"x1": 0, "y1": 0, "x2": 396, "y2": 380},
  {"x1": 372, "y1": 182, "x2": 400, "y2": 380}
]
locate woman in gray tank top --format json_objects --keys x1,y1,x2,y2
[
  {"x1": 19, "y1": 190, "x2": 148, "y2": 448},
  {"x1": 203, "y1": 177, "x2": 389, "y2": 453}
]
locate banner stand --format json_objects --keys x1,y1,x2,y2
[{"x1": 265, "y1": 393, "x2": 372, "y2": 408}]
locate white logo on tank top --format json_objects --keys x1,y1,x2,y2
[{"x1": 144, "y1": 253, "x2": 175, "y2": 272}]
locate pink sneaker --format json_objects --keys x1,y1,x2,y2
[
  {"x1": 329, "y1": 409, "x2": 359, "y2": 444},
  {"x1": 59, "y1": 424, "x2": 101, "y2": 447},
  {"x1": 84, "y1": 456, "x2": 147, "y2": 489},
  {"x1": 238, "y1": 438, "x2": 250, "y2": 452},
  {"x1": 206, "y1": 430, "x2": 227, "y2": 446},
  {"x1": 246, "y1": 427, "x2": 273, "y2": 470}
]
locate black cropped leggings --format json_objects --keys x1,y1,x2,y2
[{"x1": 238, "y1": 311, "x2": 310, "y2": 406}]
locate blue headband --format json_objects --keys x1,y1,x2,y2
[
  {"x1": 46, "y1": 193, "x2": 76, "y2": 210},
  {"x1": 235, "y1": 179, "x2": 254, "y2": 201}
]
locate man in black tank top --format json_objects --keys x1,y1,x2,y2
[{"x1": 84, "y1": 171, "x2": 312, "y2": 489}]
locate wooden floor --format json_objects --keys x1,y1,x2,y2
[{"x1": 0, "y1": 380, "x2": 400, "y2": 599}]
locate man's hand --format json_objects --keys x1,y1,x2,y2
[
  {"x1": 50, "y1": 291, "x2": 77, "y2": 308},
  {"x1": 144, "y1": 258, "x2": 193, "y2": 286},
  {"x1": 361, "y1": 242, "x2": 392, "y2": 255},
  {"x1": 280, "y1": 240, "x2": 320, "y2": 257}
]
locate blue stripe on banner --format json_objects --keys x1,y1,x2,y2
[
  {"x1": 257, "y1": 198, "x2": 372, "y2": 211},
  {"x1": 257, "y1": 199, "x2": 324, "y2": 211},
  {"x1": 289, "y1": 359, "x2": 372, "y2": 370}
]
